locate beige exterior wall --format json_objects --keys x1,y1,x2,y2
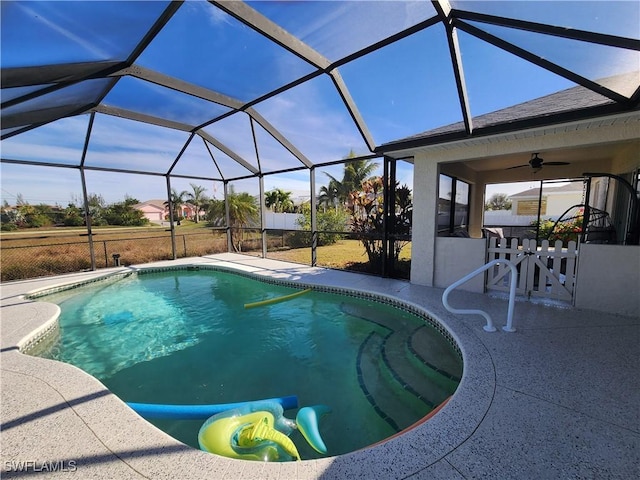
[
  {"x1": 610, "y1": 140, "x2": 640, "y2": 173},
  {"x1": 412, "y1": 155, "x2": 487, "y2": 289},
  {"x1": 410, "y1": 154, "x2": 438, "y2": 286},
  {"x1": 434, "y1": 237, "x2": 486, "y2": 292},
  {"x1": 574, "y1": 244, "x2": 640, "y2": 317}
]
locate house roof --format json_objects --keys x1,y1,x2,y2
[
  {"x1": 134, "y1": 200, "x2": 166, "y2": 211},
  {"x1": 382, "y1": 72, "x2": 639, "y2": 152},
  {"x1": 510, "y1": 182, "x2": 585, "y2": 199}
]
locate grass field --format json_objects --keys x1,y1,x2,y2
[
  {"x1": 0, "y1": 224, "x2": 228, "y2": 281},
  {"x1": 1, "y1": 224, "x2": 412, "y2": 281}
]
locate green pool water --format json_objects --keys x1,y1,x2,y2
[{"x1": 36, "y1": 269, "x2": 462, "y2": 459}]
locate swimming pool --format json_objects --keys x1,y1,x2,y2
[{"x1": 31, "y1": 266, "x2": 462, "y2": 460}]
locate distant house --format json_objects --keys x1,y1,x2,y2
[
  {"x1": 134, "y1": 199, "x2": 204, "y2": 224},
  {"x1": 509, "y1": 183, "x2": 584, "y2": 218},
  {"x1": 484, "y1": 182, "x2": 585, "y2": 229},
  {"x1": 134, "y1": 200, "x2": 166, "y2": 224}
]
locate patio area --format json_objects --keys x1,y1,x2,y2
[{"x1": 2, "y1": 253, "x2": 638, "y2": 479}]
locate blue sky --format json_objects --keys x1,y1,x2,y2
[{"x1": 1, "y1": 1, "x2": 638, "y2": 207}]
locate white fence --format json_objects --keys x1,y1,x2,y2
[
  {"x1": 264, "y1": 212, "x2": 304, "y2": 230},
  {"x1": 484, "y1": 210, "x2": 559, "y2": 226},
  {"x1": 486, "y1": 237, "x2": 578, "y2": 302}
]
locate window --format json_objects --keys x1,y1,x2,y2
[{"x1": 438, "y1": 174, "x2": 470, "y2": 236}]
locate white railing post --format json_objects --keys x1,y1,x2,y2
[{"x1": 442, "y1": 259, "x2": 518, "y2": 332}]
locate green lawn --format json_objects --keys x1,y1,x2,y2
[{"x1": 267, "y1": 239, "x2": 412, "y2": 277}]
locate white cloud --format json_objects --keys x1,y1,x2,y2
[
  {"x1": 202, "y1": 2, "x2": 234, "y2": 27},
  {"x1": 253, "y1": 76, "x2": 370, "y2": 164},
  {"x1": 16, "y1": 3, "x2": 112, "y2": 60},
  {"x1": 1, "y1": 163, "x2": 82, "y2": 206}
]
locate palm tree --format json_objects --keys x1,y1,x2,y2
[
  {"x1": 165, "y1": 188, "x2": 187, "y2": 225},
  {"x1": 228, "y1": 189, "x2": 258, "y2": 228},
  {"x1": 186, "y1": 183, "x2": 207, "y2": 223},
  {"x1": 342, "y1": 158, "x2": 379, "y2": 196},
  {"x1": 205, "y1": 186, "x2": 258, "y2": 251},
  {"x1": 228, "y1": 188, "x2": 259, "y2": 252},
  {"x1": 322, "y1": 154, "x2": 379, "y2": 207},
  {"x1": 265, "y1": 188, "x2": 294, "y2": 213},
  {"x1": 318, "y1": 179, "x2": 340, "y2": 211}
]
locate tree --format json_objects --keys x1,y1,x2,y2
[
  {"x1": 318, "y1": 179, "x2": 340, "y2": 211},
  {"x1": 1, "y1": 200, "x2": 17, "y2": 231},
  {"x1": 291, "y1": 202, "x2": 348, "y2": 247},
  {"x1": 186, "y1": 184, "x2": 208, "y2": 223},
  {"x1": 485, "y1": 193, "x2": 512, "y2": 211},
  {"x1": 322, "y1": 154, "x2": 379, "y2": 207},
  {"x1": 349, "y1": 177, "x2": 413, "y2": 271},
  {"x1": 165, "y1": 188, "x2": 188, "y2": 225},
  {"x1": 205, "y1": 186, "x2": 258, "y2": 251},
  {"x1": 342, "y1": 158, "x2": 378, "y2": 197},
  {"x1": 103, "y1": 201, "x2": 148, "y2": 226},
  {"x1": 86, "y1": 193, "x2": 107, "y2": 226},
  {"x1": 16, "y1": 203, "x2": 53, "y2": 228},
  {"x1": 63, "y1": 203, "x2": 84, "y2": 226},
  {"x1": 265, "y1": 188, "x2": 294, "y2": 213}
]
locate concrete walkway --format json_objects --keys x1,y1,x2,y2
[{"x1": 2, "y1": 253, "x2": 638, "y2": 479}]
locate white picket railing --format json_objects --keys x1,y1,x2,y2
[{"x1": 486, "y1": 238, "x2": 578, "y2": 302}]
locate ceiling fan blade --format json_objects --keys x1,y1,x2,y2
[
  {"x1": 544, "y1": 161, "x2": 571, "y2": 166},
  {"x1": 506, "y1": 164, "x2": 529, "y2": 170}
]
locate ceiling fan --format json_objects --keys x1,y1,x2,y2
[{"x1": 507, "y1": 153, "x2": 570, "y2": 171}]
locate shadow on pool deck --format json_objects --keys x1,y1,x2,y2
[{"x1": 1, "y1": 253, "x2": 639, "y2": 479}]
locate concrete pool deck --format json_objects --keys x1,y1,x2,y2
[{"x1": 1, "y1": 253, "x2": 638, "y2": 479}]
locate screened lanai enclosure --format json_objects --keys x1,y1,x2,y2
[{"x1": 1, "y1": 1, "x2": 639, "y2": 282}]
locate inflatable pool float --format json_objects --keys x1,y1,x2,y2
[
  {"x1": 127, "y1": 395, "x2": 298, "y2": 420},
  {"x1": 244, "y1": 288, "x2": 312, "y2": 309},
  {"x1": 198, "y1": 401, "x2": 330, "y2": 462}
]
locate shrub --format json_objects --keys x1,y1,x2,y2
[
  {"x1": 532, "y1": 209, "x2": 583, "y2": 245},
  {"x1": 289, "y1": 204, "x2": 348, "y2": 248}
]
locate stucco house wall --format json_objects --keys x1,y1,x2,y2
[
  {"x1": 434, "y1": 237, "x2": 486, "y2": 292},
  {"x1": 575, "y1": 244, "x2": 640, "y2": 316}
]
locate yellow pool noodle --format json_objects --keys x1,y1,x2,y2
[{"x1": 244, "y1": 288, "x2": 312, "y2": 309}]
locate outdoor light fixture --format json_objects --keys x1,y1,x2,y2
[
  {"x1": 530, "y1": 153, "x2": 544, "y2": 172},
  {"x1": 507, "y1": 153, "x2": 570, "y2": 171}
]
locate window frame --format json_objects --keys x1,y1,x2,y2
[{"x1": 438, "y1": 174, "x2": 471, "y2": 237}]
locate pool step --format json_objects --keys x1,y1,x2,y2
[
  {"x1": 381, "y1": 330, "x2": 455, "y2": 408},
  {"x1": 345, "y1": 301, "x2": 463, "y2": 431},
  {"x1": 357, "y1": 332, "x2": 423, "y2": 431},
  {"x1": 409, "y1": 326, "x2": 463, "y2": 384},
  {"x1": 340, "y1": 301, "x2": 400, "y2": 331}
]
